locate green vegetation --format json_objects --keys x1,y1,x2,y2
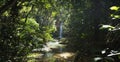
[
  {"x1": 0, "y1": 0, "x2": 120, "y2": 62},
  {"x1": 27, "y1": 53, "x2": 40, "y2": 62}
]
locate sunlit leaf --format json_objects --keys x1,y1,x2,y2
[
  {"x1": 114, "y1": 15, "x2": 120, "y2": 18},
  {"x1": 52, "y1": 11, "x2": 57, "y2": 17},
  {"x1": 110, "y1": 14, "x2": 114, "y2": 17},
  {"x1": 20, "y1": 6, "x2": 32, "y2": 13},
  {"x1": 45, "y1": 3, "x2": 51, "y2": 9},
  {"x1": 110, "y1": 6, "x2": 119, "y2": 11},
  {"x1": 2, "y1": 11, "x2": 9, "y2": 16},
  {"x1": 100, "y1": 25, "x2": 115, "y2": 30}
]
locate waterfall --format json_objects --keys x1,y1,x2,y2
[{"x1": 59, "y1": 21, "x2": 63, "y2": 39}]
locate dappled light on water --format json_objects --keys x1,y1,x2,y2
[{"x1": 54, "y1": 52, "x2": 75, "y2": 59}]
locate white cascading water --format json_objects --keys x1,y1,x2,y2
[{"x1": 59, "y1": 21, "x2": 63, "y2": 39}]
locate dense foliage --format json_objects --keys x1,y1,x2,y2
[
  {"x1": 66, "y1": 0, "x2": 120, "y2": 62},
  {"x1": 0, "y1": 0, "x2": 120, "y2": 62},
  {"x1": 0, "y1": 0, "x2": 57, "y2": 61}
]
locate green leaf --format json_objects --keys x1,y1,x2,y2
[
  {"x1": 114, "y1": 15, "x2": 120, "y2": 18},
  {"x1": 45, "y1": 3, "x2": 51, "y2": 9},
  {"x1": 110, "y1": 6, "x2": 119, "y2": 11},
  {"x1": 52, "y1": 11, "x2": 57, "y2": 17},
  {"x1": 100, "y1": 25, "x2": 115, "y2": 29}
]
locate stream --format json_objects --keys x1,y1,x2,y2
[
  {"x1": 30, "y1": 21, "x2": 75, "y2": 62},
  {"x1": 35, "y1": 40, "x2": 74, "y2": 62}
]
